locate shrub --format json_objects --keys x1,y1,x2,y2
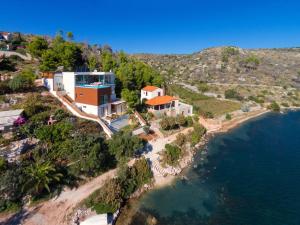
[
  {"x1": 202, "y1": 111, "x2": 214, "y2": 119},
  {"x1": 268, "y1": 101, "x2": 280, "y2": 112},
  {"x1": 85, "y1": 179, "x2": 123, "y2": 214},
  {"x1": 29, "y1": 111, "x2": 51, "y2": 125},
  {"x1": 143, "y1": 125, "x2": 150, "y2": 134},
  {"x1": 189, "y1": 124, "x2": 206, "y2": 146},
  {"x1": 186, "y1": 116, "x2": 194, "y2": 127},
  {"x1": 176, "y1": 114, "x2": 187, "y2": 126},
  {"x1": 225, "y1": 113, "x2": 232, "y2": 120},
  {"x1": 108, "y1": 131, "x2": 144, "y2": 161},
  {"x1": 54, "y1": 109, "x2": 69, "y2": 121},
  {"x1": 281, "y1": 102, "x2": 289, "y2": 107},
  {"x1": 197, "y1": 82, "x2": 209, "y2": 93},
  {"x1": 225, "y1": 89, "x2": 243, "y2": 100},
  {"x1": 221, "y1": 47, "x2": 239, "y2": 62},
  {"x1": 162, "y1": 144, "x2": 182, "y2": 166},
  {"x1": 159, "y1": 116, "x2": 178, "y2": 130},
  {"x1": 9, "y1": 68, "x2": 36, "y2": 92},
  {"x1": 175, "y1": 133, "x2": 186, "y2": 147}
]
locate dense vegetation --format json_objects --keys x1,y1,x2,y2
[
  {"x1": 84, "y1": 157, "x2": 152, "y2": 214},
  {"x1": 0, "y1": 92, "x2": 144, "y2": 212}
]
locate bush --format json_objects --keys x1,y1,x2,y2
[
  {"x1": 281, "y1": 102, "x2": 289, "y2": 107},
  {"x1": 268, "y1": 101, "x2": 280, "y2": 112},
  {"x1": 22, "y1": 94, "x2": 47, "y2": 117},
  {"x1": 54, "y1": 109, "x2": 69, "y2": 121},
  {"x1": 29, "y1": 111, "x2": 51, "y2": 125},
  {"x1": 9, "y1": 68, "x2": 36, "y2": 92},
  {"x1": 159, "y1": 116, "x2": 178, "y2": 130},
  {"x1": 225, "y1": 89, "x2": 243, "y2": 100},
  {"x1": 85, "y1": 179, "x2": 123, "y2": 214},
  {"x1": 174, "y1": 133, "x2": 186, "y2": 147},
  {"x1": 189, "y1": 124, "x2": 206, "y2": 146},
  {"x1": 225, "y1": 113, "x2": 232, "y2": 120},
  {"x1": 143, "y1": 125, "x2": 150, "y2": 134},
  {"x1": 176, "y1": 114, "x2": 187, "y2": 126},
  {"x1": 108, "y1": 131, "x2": 144, "y2": 161},
  {"x1": 202, "y1": 111, "x2": 214, "y2": 119},
  {"x1": 186, "y1": 116, "x2": 194, "y2": 127},
  {"x1": 197, "y1": 82, "x2": 209, "y2": 93},
  {"x1": 162, "y1": 144, "x2": 182, "y2": 166},
  {"x1": 221, "y1": 47, "x2": 239, "y2": 62}
]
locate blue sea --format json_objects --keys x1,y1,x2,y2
[{"x1": 130, "y1": 111, "x2": 300, "y2": 225}]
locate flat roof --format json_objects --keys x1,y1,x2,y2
[
  {"x1": 0, "y1": 109, "x2": 24, "y2": 127},
  {"x1": 76, "y1": 84, "x2": 110, "y2": 89},
  {"x1": 58, "y1": 72, "x2": 115, "y2": 76}
]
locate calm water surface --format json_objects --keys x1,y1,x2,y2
[{"x1": 130, "y1": 111, "x2": 300, "y2": 225}]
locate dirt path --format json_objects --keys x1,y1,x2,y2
[{"x1": 0, "y1": 169, "x2": 117, "y2": 225}]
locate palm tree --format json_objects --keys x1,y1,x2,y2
[{"x1": 24, "y1": 161, "x2": 63, "y2": 196}]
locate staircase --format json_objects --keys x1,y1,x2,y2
[{"x1": 53, "y1": 91, "x2": 114, "y2": 138}]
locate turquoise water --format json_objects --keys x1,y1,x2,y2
[{"x1": 130, "y1": 111, "x2": 300, "y2": 225}]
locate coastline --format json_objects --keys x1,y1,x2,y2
[
  {"x1": 115, "y1": 108, "x2": 271, "y2": 225},
  {"x1": 151, "y1": 108, "x2": 270, "y2": 189}
]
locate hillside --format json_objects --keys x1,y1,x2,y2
[{"x1": 133, "y1": 47, "x2": 300, "y2": 87}]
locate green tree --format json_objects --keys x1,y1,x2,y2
[
  {"x1": 40, "y1": 49, "x2": 60, "y2": 71},
  {"x1": 131, "y1": 157, "x2": 153, "y2": 187},
  {"x1": 101, "y1": 51, "x2": 116, "y2": 72},
  {"x1": 88, "y1": 55, "x2": 98, "y2": 71},
  {"x1": 162, "y1": 144, "x2": 182, "y2": 166},
  {"x1": 9, "y1": 68, "x2": 36, "y2": 92},
  {"x1": 40, "y1": 35, "x2": 83, "y2": 71},
  {"x1": 85, "y1": 178, "x2": 123, "y2": 214},
  {"x1": 108, "y1": 131, "x2": 143, "y2": 161},
  {"x1": 176, "y1": 114, "x2": 187, "y2": 126},
  {"x1": 23, "y1": 161, "x2": 63, "y2": 195},
  {"x1": 27, "y1": 37, "x2": 48, "y2": 58},
  {"x1": 268, "y1": 101, "x2": 280, "y2": 112},
  {"x1": 0, "y1": 56, "x2": 16, "y2": 71},
  {"x1": 66, "y1": 32, "x2": 74, "y2": 41},
  {"x1": 121, "y1": 88, "x2": 139, "y2": 109},
  {"x1": 225, "y1": 89, "x2": 243, "y2": 100}
]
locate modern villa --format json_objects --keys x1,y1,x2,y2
[
  {"x1": 43, "y1": 71, "x2": 126, "y2": 118},
  {"x1": 141, "y1": 86, "x2": 193, "y2": 117}
]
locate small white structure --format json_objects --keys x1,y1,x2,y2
[
  {"x1": 0, "y1": 109, "x2": 24, "y2": 133},
  {"x1": 0, "y1": 32, "x2": 12, "y2": 41},
  {"x1": 141, "y1": 86, "x2": 164, "y2": 102},
  {"x1": 80, "y1": 215, "x2": 108, "y2": 225},
  {"x1": 141, "y1": 86, "x2": 193, "y2": 117}
]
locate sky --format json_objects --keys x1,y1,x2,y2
[{"x1": 1, "y1": 0, "x2": 300, "y2": 54}]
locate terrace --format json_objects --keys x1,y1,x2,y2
[{"x1": 75, "y1": 74, "x2": 114, "y2": 88}]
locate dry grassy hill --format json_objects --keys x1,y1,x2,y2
[{"x1": 133, "y1": 47, "x2": 300, "y2": 88}]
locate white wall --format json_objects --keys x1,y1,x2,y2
[
  {"x1": 62, "y1": 72, "x2": 75, "y2": 100},
  {"x1": 76, "y1": 103, "x2": 99, "y2": 116},
  {"x1": 98, "y1": 104, "x2": 111, "y2": 117},
  {"x1": 140, "y1": 88, "x2": 164, "y2": 102},
  {"x1": 53, "y1": 74, "x2": 63, "y2": 91},
  {"x1": 177, "y1": 101, "x2": 193, "y2": 116},
  {"x1": 43, "y1": 78, "x2": 54, "y2": 91}
]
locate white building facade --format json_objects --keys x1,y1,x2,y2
[{"x1": 43, "y1": 71, "x2": 126, "y2": 118}]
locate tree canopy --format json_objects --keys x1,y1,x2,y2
[{"x1": 27, "y1": 37, "x2": 48, "y2": 58}]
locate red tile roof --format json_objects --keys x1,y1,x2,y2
[
  {"x1": 145, "y1": 95, "x2": 178, "y2": 106},
  {"x1": 142, "y1": 86, "x2": 159, "y2": 92}
]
